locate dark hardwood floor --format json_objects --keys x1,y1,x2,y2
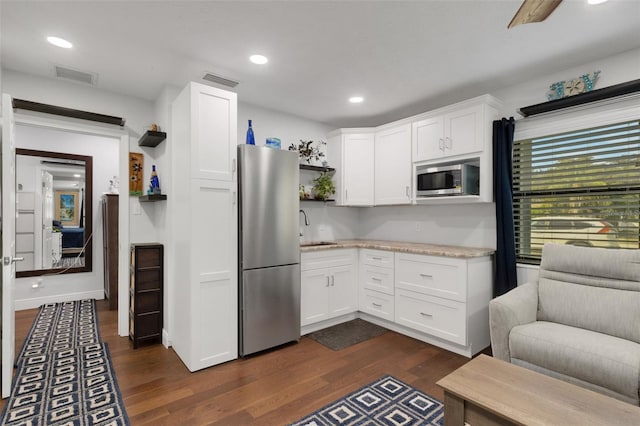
[{"x1": 4, "y1": 300, "x2": 482, "y2": 425}]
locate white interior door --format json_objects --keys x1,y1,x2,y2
[
  {"x1": 41, "y1": 171, "x2": 54, "y2": 269},
  {"x1": 1, "y1": 93, "x2": 18, "y2": 398}
]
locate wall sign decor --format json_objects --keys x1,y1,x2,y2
[
  {"x1": 129, "y1": 152, "x2": 144, "y2": 196},
  {"x1": 547, "y1": 71, "x2": 601, "y2": 101}
]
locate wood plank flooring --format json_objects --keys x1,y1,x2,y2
[{"x1": 3, "y1": 300, "x2": 482, "y2": 425}]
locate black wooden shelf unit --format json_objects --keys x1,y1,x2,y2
[
  {"x1": 138, "y1": 130, "x2": 167, "y2": 147},
  {"x1": 139, "y1": 194, "x2": 167, "y2": 202}
]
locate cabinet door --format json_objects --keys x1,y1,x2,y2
[
  {"x1": 444, "y1": 104, "x2": 483, "y2": 157},
  {"x1": 191, "y1": 179, "x2": 238, "y2": 368},
  {"x1": 342, "y1": 133, "x2": 374, "y2": 206},
  {"x1": 329, "y1": 264, "x2": 357, "y2": 317},
  {"x1": 191, "y1": 83, "x2": 238, "y2": 181},
  {"x1": 301, "y1": 269, "x2": 330, "y2": 326},
  {"x1": 375, "y1": 124, "x2": 412, "y2": 205},
  {"x1": 412, "y1": 116, "x2": 443, "y2": 162}
]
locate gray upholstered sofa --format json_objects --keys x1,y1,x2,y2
[{"x1": 489, "y1": 243, "x2": 640, "y2": 405}]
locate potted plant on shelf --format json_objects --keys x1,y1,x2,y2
[
  {"x1": 312, "y1": 171, "x2": 335, "y2": 201},
  {"x1": 288, "y1": 139, "x2": 326, "y2": 165}
]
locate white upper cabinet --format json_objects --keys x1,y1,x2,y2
[
  {"x1": 328, "y1": 130, "x2": 375, "y2": 206},
  {"x1": 190, "y1": 83, "x2": 238, "y2": 181},
  {"x1": 374, "y1": 123, "x2": 412, "y2": 205},
  {"x1": 413, "y1": 104, "x2": 484, "y2": 163}
]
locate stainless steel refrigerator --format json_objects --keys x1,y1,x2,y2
[{"x1": 238, "y1": 144, "x2": 300, "y2": 356}]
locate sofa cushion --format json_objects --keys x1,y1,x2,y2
[
  {"x1": 537, "y1": 244, "x2": 640, "y2": 343},
  {"x1": 538, "y1": 278, "x2": 640, "y2": 344},
  {"x1": 509, "y1": 321, "x2": 640, "y2": 402}
]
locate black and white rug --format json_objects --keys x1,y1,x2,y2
[
  {"x1": 16, "y1": 299, "x2": 101, "y2": 366},
  {"x1": 290, "y1": 375, "x2": 444, "y2": 426},
  {"x1": 1, "y1": 299, "x2": 130, "y2": 425}
]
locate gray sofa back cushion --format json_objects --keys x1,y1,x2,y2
[{"x1": 538, "y1": 244, "x2": 640, "y2": 343}]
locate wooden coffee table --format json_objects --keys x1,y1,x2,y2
[{"x1": 437, "y1": 354, "x2": 640, "y2": 425}]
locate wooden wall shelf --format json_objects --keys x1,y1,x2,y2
[
  {"x1": 138, "y1": 130, "x2": 167, "y2": 147},
  {"x1": 299, "y1": 164, "x2": 335, "y2": 173},
  {"x1": 139, "y1": 194, "x2": 167, "y2": 202}
]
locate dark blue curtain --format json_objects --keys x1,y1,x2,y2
[{"x1": 493, "y1": 117, "x2": 517, "y2": 297}]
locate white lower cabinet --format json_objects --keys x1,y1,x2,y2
[
  {"x1": 301, "y1": 249, "x2": 357, "y2": 327},
  {"x1": 395, "y1": 289, "x2": 466, "y2": 346},
  {"x1": 359, "y1": 249, "x2": 395, "y2": 321},
  {"x1": 393, "y1": 252, "x2": 492, "y2": 355}
]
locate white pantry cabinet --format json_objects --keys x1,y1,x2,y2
[
  {"x1": 327, "y1": 129, "x2": 375, "y2": 206},
  {"x1": 301, "y1": 249, "x2": 357, "y2": 326},
  {"x1": 374, "y1": 123, "x2": 412, "y2": 205},
  {"x1": 170, "y1": 82, "x2": 238, "y2": 372}
]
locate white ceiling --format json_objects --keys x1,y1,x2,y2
[{"x1": 2, "y1": 1, "x2": 639, "y2": 128}]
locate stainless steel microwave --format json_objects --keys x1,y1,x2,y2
[{"x1": 416, "y1": 164, "x2": 479, "y2": 196}]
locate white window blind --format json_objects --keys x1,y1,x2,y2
[{"x1": 513, "y1": 119, "x2": 640, "y2": 262}]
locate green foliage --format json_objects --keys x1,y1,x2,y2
[{"x1": 312, "y1": 171, "x2": 335, "y2": 201}]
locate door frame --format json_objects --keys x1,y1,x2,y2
[{"x1": 14, "y1": 113, "x2": 131, "y2": 336}]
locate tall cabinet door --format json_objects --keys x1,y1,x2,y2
[
  {"x1": 191, "y1": 84, "x2": 238, "y2": 182},
  {"x1": 190, "y1": 178, "x2": 237, "y2": 370},
  {"x1": 375, "y1": 123, "x2": 412, "y2": 205},
  {"x1": 342, "y1": 133, "x2": 374, "y2": 206}
]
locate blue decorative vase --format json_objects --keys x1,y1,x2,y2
[{"x1": 246, "y1": 120, "x2": 255, "y2": 145}]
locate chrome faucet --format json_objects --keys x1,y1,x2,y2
[{"x1": 299, "y1": 209, "x2": 310, "y2": 226}]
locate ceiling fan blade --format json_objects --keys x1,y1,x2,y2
[{"x1": 508, "y1": 0, "x2": 563, "y2": 29}]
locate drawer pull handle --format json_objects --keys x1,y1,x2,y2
[
  {"x1": 372, "y1": 257, "x2": 383, "y2": 261},
  {"x1": 419, "y1": 273, "x2": 433, "y2": 278},
  {"x1": 371, "y1": 277, "x2": 382, "y2": 282},
  {"x1": 372, "y1": 303, "x2": 382, "y2": 307},
  {"x1": 420, "y1": 312, "x2": 433, "y2": 317}
]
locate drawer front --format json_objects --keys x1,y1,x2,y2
[
  {"x1": 360, "y1": 249, "x2": 394, "y2": 268},
  {"x1": 395, "y1": 253, "x2": 466, "y2": 302},
  {"x1": 133, "y1": 311, "x2": 162, "y2": 338},
  {"x1": 135, "y1": 269, "x2": 162, "y2": 291},
  {"x1": 301, "y1": 248, "x2": 356, "y2": 271},
  {"x1": 360, "y1": 289, "x2": 394, "y2": 322},
  {"x1": 360, "y1": 264, "x2": 394, "y2": 295},
  {"x1": 395, "y1": 289, "x2": 466, "y2": 345},
  {"x1": 132, "y1": 246, "x2": 162, "y2": 268},
  {"x1": 136, "y1": 290, "x2": 162, "y2": 313}
]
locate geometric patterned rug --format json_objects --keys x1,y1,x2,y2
[
  {"x1": 289, "y1": 375, "x2": 444, "y2": 426},
  {"x1": 1, "y1": 300, "x2": 130, "y2": 425},
  {"x1": 16, "y1": 300, "x2": 101, "y2": 366}
]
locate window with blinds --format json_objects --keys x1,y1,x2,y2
[{"x1": 513, "y1": 119, "x2": 640, "y2": 263}]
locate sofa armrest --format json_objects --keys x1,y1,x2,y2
[{"x1": 489, "y1": 282, "x2": 538, "y2": 361}]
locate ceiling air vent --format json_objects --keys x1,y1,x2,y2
[
  {"x1": 203, "y1": 72, "x2": 239, "y2": 88},
  {"x1": 54, "y1": 65, "x2": 98, "y2": 85}
]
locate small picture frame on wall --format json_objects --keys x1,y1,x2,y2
[
  {"x1": 129, "y1": 152, "x2": 144, "y2": 196},
  {"x1": 55, "y1": 190, "x2": 79, "y2": 226}
]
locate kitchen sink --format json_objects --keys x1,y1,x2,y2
[{"x1": 300, "y1": 241, "x2": 339, "y2": 247}]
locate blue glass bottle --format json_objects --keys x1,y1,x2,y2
[
  {"x1": 246, "y1": 120, "x2": 255, "y2": 145},
  {"x1": 150, "y1": 165, "x2": 161, "y2": 194}
]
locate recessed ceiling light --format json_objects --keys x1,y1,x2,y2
[
  {"x1": 349, "y1": 96, "x2": 364, "y2": 103},
  {"x1": 249, "y1": 54, "x2": 268, "y2": 65},
  {"x1": 47, "y1": 36, "x2": 73, "y2": 49},
  {"x1": 587, "y1": 0, "x2": 608, "y2": 4}
]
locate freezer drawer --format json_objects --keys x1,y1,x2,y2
[{"x1": 240, "y1": 264, "x2": 301, "y2": 356}]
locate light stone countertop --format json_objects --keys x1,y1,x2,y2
[{"x1": 300, "y1": 239, "x2": 494, "y2": 259}]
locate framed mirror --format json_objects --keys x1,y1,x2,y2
[{"x1": 16, "y1": 148, "x2": 93, "y2": 277}]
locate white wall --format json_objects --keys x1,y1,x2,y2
[
  {"x1": 3, "y1": 70, "x2": 158, "y2": 244},
  {"x1": 14, "y1": 124, "x2": 119, "y2": 309}
]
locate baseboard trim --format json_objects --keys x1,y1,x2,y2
[{"x1": 15, "y1": 290, "x2": 105, "y2": 311}]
